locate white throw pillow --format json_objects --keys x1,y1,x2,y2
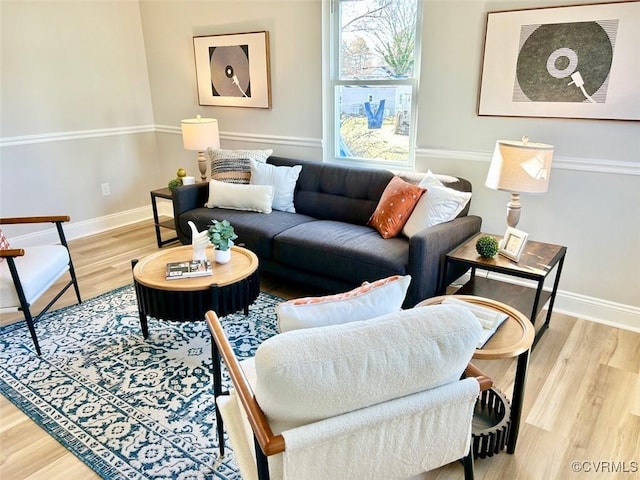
[
  {"x1": 255, "y1": 304, "x2": 482, "y2": 433},
  {"x1": 277, "y1": 275, "x2": 411, "y2": 332},
  {"x1": 250, "y1": 160, "x2": 302, "y2": 213},
  {"x1": 204, "y1": 179, "x2": 274, "y2": 213},
  {"x1": 402, "y1": 172, "x2": 471, "y2": 237}
]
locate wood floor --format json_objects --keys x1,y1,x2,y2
[{"x1": 1, "y1": 220, "x2": 638, "y2": 479}]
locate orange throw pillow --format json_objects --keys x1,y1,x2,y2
[{"x1": 368, "y1": 176, "x2": 425, "y2": 238}]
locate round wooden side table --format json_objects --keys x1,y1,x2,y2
[
  {"x1": 132, "y1": 245, "x2": 259, "y2": 338},
  {"x1": 416, "y1": 294, "x2": 534, "y2": 454}
]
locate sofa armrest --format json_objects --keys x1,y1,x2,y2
[
  {"x1": 171, "y1": 183, "x2": 210, "y2": 243},
  {"x1": 405, "y1": 215, "x2": 482, "y2": 307},
  {"x1": 172, "y1": 183, "x2": 210, "y2": 218}
]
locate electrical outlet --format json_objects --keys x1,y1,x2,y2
[{"x1": 101, "y1": 183, "x2": 111, "y2": 196}]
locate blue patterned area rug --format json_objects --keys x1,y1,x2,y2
[{"x1": 0, "y1": 285, "x2": 281, "y2": 479}]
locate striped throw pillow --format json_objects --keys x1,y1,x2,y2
[{"x1": 207, "y1": 148, "x2": 273, "y2": 184}]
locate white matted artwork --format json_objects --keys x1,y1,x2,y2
[
  {"x1": 193, "y1": 31, "x2": 271, "y2": 109},
  {"x1": 478, "y1": 1, "x2": 640, "y2": 120}
]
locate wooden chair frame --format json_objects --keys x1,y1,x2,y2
[
  {"x1": 205, "y1": 310, "x2": 493, "y2": 480},
  {"x1": 1, "y1": 216, "x2": 81, "y2": 355}
]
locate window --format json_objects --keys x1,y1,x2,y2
[{"x1": 324, "y1": 0, "x2": 422, "y2": 167}]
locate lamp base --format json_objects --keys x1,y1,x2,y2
[
  {"x1": 506, "y1": 193, "x2": 521, "y2": 228},
  {"x1": 197, "y1": 151, "x2": 207, "y2": 182}
]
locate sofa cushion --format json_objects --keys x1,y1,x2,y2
[
  {"x1": 250, "y1": 160, "x2": 302, "y2": 213},
  {"x1": 277, "y1": 275, "x2": 411, "y2": 332},
  {"x1": 268, "y1": 157, "x2": 395, "y2": 224},
  {"x1": 207, "y1": 148, "x2": 272, "y2": 184},
  {"x1": 367, "y1": 176, "x2": 425, "y2": 239},
  {"x1": 273, "y1": 220, "x2": 408, "y2": 284},
  {"x1": 254, "y1": 304, "x2": 482, "y2": 433},
  {"x1": 204, "y1": 179, "x2": 274, "y2": 213},
  {"x1": 179, "y1": 208, "x2": 316, "y2": 259}
]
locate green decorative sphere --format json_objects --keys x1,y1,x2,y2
[
  {"x1": 168, "y1": 178, "x2": 182, "y2": 191},
  {"x1": 476, "y1": 235, "x2": 499, "y2": 258}
]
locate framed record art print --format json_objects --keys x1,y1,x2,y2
[
  {"x1": 478, "y1": 1, "x2": 640, "y2": 121},
  {"x1": 193, "y1": 31, "x2": 271, "y2": 108}
]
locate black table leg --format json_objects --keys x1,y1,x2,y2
[
  {"x1": 212, "y1": 339, "x2": 226, "y2": 456},
  {"x1": 131, "y1": 259, "x2": 149, "y2": 339},
  {"x1": 507, "y1": 348, "x2": 530, "y2": 454}
]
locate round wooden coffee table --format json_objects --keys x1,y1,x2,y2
[
  {"x1": 132, "y1": 245, "x2": 259, "y2": 338},
  {"x1": 416, "y1": 295, "x2": 534, "y2": 455}
]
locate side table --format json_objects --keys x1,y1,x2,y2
[
  {"x1": 417, "y1": 295, "x2": 534, "y2": 454},
  {"x1": 440, "y1": 232, "x2": 566, "y2": 347},
  {"x1": 150, "y1": 187, "x2": 179, "y2": 248}
]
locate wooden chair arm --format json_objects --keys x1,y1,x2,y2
[
  {"x1": 465, "y1": 363, "x2": 493, "y2": 392},
  {"x1": 205, "y1": 310, "x2": 285, "y2": 456},
  {"x1": 0, "y1": 215, "x2": 70, "y2": 225},
  {"x1": 0, "y1": 248, "x2": 25, "y2": 258}
]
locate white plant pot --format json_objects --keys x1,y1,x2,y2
[{"x1": 214, "y1": 248, "x2": 232, "y2": 264}]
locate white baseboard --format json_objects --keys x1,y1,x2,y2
[
  {"x1": 8, "y1": 207, "x2": 639, "y2": 333},
  {"x1": 9, "y1": 207, "x2": 152, "y2": 247},
  {"x1": 452, "y1": 272, "x2": 640, "y2": 333}
]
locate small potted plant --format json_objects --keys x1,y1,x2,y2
[{"x1": 207, "y1": 219, "x2": 238, "y2": 264}]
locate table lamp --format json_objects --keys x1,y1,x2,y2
[
  {"x1": 485, "y1": 136, "x2": 554, "y2": 228},
  {"x1": 181, "y1": 115, "x2": 220, "y2": 182}
]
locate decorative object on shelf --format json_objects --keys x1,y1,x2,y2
[
  {"x1": 478, "y1": 2, "x2": 640, "y2": 121},
  {"x1": 207, "y1": 219, "x2": 238, "y2": 264},
  {"x1": 188, "y1": 221, "x2": 210, "y2": 262},
  {"x1": 475, "y1": 235, "x2": 499, "y2": 258},
  {"x1": 485, "y1": 136, "x2": 554, "y2": 228},
  {"x1": 167, "y1": 178, "x2": 182, "y2": 191},
  {"x1": 499, "y1": 227, "x2": 529, "y2": 262},
  {"x1": 182, "y1": 176, "x2": 195, "y2": 185},
  {"x1": 181, "y1": 115, "x2": 220, "y2": 182},
  {"x1": 177, "y1": 168, "x2": 187, "y2": 178},
  {"x1": 193, "y1": 31, "x2": 271, "y2": 109}
]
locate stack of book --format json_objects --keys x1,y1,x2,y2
[
  {"x1": 442, "y1": 297, "x2": 509, "y2": 348},
  {"x1": 165, "y1": 260, "x2": 212, "y2": 280}
]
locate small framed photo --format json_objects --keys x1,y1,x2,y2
[
  {"x1": 193, "y1": 31, "x2": 271, "y2": 109},
  {"x1": 499, "y1": 227, "x2": 529, "y2": 262}
]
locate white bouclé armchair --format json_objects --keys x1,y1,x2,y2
[
  {"x1": 0, "y1": 216, "x2": 81, "y2": 355},
  {"x1": 206, "y1": 304, "x2": 492, "y2": 480}
]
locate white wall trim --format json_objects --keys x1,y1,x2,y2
[
  {"x1": 416, "y1": 147, "x2": 640, "y2": 175},
  {"x1": 8, "y1": 207, "x2": 152, "y2": 247},
  {"x1": 2, "y1": 125, "x2": 637, "y2": 176},
  {"x1": 0, "y1": 125, "x2": 156, "y2": 147},
  {"x1": 155, "y1": 124, "x2": 323, "y2": 150},
  {"x1": 452, "y1": 271, "x2": 640, "y2": 333}
]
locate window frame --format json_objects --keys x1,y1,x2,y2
[{"x1": 322, "y1": 0, "x2": 424, "y2": 169}]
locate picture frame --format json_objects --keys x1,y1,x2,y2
[
  {"x1": 193, "y1": 31, "x2": 271, "y2": 109},
  {"x1": 478, "y1": 1, "x2": 640, "y2": 121},
  {"x1": 499, "y1": 227, "x2": 529, "y2": 262}
]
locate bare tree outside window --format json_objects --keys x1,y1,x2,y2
[{"x1": 333, "y1": 0, "x2": 420, "y2": 164}]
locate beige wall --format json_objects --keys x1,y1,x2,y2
[
  {"x1": 0, "y1": 0, "x2": 158, "y2": 234},
  {"x1": 1, "y1": 0, "x2": 638, "y2": 326}
]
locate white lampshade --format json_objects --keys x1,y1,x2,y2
[
  {"x1": 181, "y1": 115, "x2": 220, "y2": 151},
  {"x1": 485, "y1": 137, "x2": 554, "y2": 194}
]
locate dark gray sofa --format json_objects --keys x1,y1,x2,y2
[{"x1": 172, "y1": 156, "x2": 482, "y2": 307}]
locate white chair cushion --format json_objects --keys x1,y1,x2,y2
[
  {"x1": 254, "y1": 304, "x2": 482, "y2": 433},
  {"x1": 276, "y1": 275, "x2": 411, "y2": 332},
  {"x1": 0, "y1": 245, "x2": 70, "y2": 309}
]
